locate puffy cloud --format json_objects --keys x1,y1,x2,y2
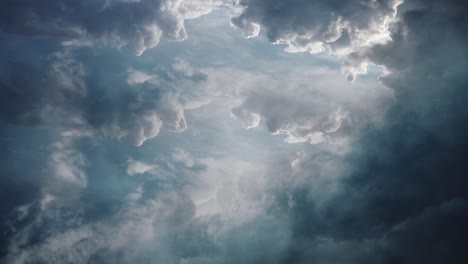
[
  {"x1": 222, "y1": 67, "x2": 392, "y2": 146},
  {"x1": 0, "y1": 0, "x2": 224, "y2": 147},
  {"x1": 0, "y1": 44, "x2": 209, "y2": 146},
  {"x1": 179, "y1": 0, "x2": 226, "y2": 20},
  {"x1": 235, "y1": 0, "x2": 468, "y2": 263},
  {"x1": 126, "y1": 159, "x2": 156, "y2": 176},
  {"x1": 230, "y1": 107, "x2": 261, "y2": 129},
  {"x1": 2, "y1": 0, "x2": 468, "y2": 263},
  {"x1": 0, "y1": 0, "x2": 221, "y2": 55},
  {"x1": 231, "y1": 0, "x2": 403, "y2": 80}
]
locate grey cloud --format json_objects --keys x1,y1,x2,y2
[
  {"x1": 2, "y1": 0, "x2": 468, "y2": 263},
  {"x1": 249, "y1": 1, "x2": 468, "y2": 263},
  {"x1": 0, "y1": 0, "x2": 219, "y2": 55},
  {"x1": 231, "y1": 0, "x2": 402, "y2": 80},
  {"x1": 0, "y1": 42, "x2": 207, "y2": 146},
  {"x1": 3, "y1": 190, "x2": 216, "y2": 264},
  {"x1": 379, "y1": 198, "x2": 468, "y2": 264},
  {"x1": 45, "y1": 138, "x2": 88, "y2": 206},
  {"x1": 228, "y1": 68, "x2": 393, "y2": 145},
  {"x1": 0, "y1": 129, "x2": 90, "y2": 259}
]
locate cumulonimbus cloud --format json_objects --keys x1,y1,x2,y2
[
  {"x1": 227, "y1": 0, "x2": 468, "y2": 263},
  {"x1": 1, "y1": 0, "x2": 468, "y2": 263}
]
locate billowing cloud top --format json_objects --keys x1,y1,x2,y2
[{"x1": 231, "y1": 0, "x2": 402, "y2": 80}]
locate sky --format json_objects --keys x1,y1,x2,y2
[{"x1": 0, "y1": 0, "x2": 467, "y2": 263}]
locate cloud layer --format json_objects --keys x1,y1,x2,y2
[{"x1": 1, "y1": 0, "x2": 468, "y2": 263}]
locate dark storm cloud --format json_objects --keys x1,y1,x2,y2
[
  {"x1": 0, "y1": 0, "x2": 210, "y2": 55},
  {"x1": 244, "y1": 0, "x2": 468, "y2": 263},
  {"x1": 2, "y1": 0, "x2": 468, "y2": 263}
]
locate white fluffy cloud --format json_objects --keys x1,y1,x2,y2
[
  {"x1": 200, "y1": 66, "x2": 393, "y2": 146},
  {"x1": 230, "y1": 0, "x2": 403, "y2": 81}
]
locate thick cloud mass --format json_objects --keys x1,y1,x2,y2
[
  {"x1": 249, "y1": 0, "x2": 468, "y2": 263},
  {"x1": 1, "y1": 0, "x2": 468, "y2": 263},
  {"x1": 229, "y1": 68, "x2": 391, "y2": 145},
  {"x1": 0, "y1": 0, "x2": 219, "y2": 55},
  {"x1": 232, "y1": 0, "x2": 402, "y2": 80}
]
